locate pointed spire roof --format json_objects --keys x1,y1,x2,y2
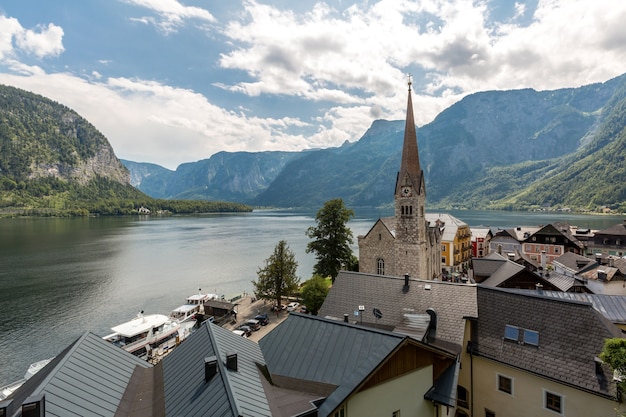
[{"x1": 397, "y1": 77, "x2": 423, "y2": 193}]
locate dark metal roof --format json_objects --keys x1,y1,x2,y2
[
  {"x1": 475, "y1": 286, "x2": 622, "y2": 399},
  {"x1": 424, "y1": 360, "x2": 459, "y2": 407},
  {"x1": 162, "y1": 321, "x2": 271, "y2": 417},
  {"x1": 514, "y1": 290, "x2": 626, "y2": 325},
  {"x1": 260, "y1": 313, "x2": 405, "y2": 416},
  {"x1": 5, "y1": 332, "x2": 151, "y2": 417}
]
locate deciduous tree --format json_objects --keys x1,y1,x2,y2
[
  {"x1": 305, "y1": 198, "x2": 355, "y2": 282},
  {"x1": 252, "y1": 240, "x2": 300, "y2": 307},
  {"x1": 300, "y1": 275, "x2": 331, "y2": 315}
]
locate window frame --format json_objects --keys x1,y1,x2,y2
[
  {"x1": 497, "y1": 374, "x2": 513, "y2": 395},
  {"x1": 544, "y1": 390, "x2": 563, "y2": 414}
]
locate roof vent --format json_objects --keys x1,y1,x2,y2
[
  {"x1": 21, "y1": 394, "x2": 45, "y2": 417},
  {"x1": 204, "y1": 356, "x2": 218, "y2": 382},
  {"x1": 226, "y1": 352, "x2": 238, "y2": 372}
]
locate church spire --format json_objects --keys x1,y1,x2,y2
[{"x1": 396, "y1": 75, "x2": 422, "y2": 195}]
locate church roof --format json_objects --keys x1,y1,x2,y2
[{"x1": 396, "y1": 81, "x2": 423, "y2": 196}]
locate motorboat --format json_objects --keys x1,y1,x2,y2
[
  {"x1": 169, "y1": 303, "x2": 201, "y2": 323},
  {"x1": 0, "y1": 358, "x2": 52, "y2": 400},
  {"x1": 103, "y1": 312, "x2": 182, "y2": 359}
]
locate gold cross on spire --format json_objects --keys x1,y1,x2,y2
[{"x1": 407, "y1": 73, "x2": 412, "y2": 91}]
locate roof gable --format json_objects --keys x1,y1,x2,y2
[
  {"x1": 162, "y1": 322, "x2": 271, "y2": 417},
  {"x1": 5, "y1": 332, "x2": 151, "y2": 417}
]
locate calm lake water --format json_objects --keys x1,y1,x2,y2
[{"x1": 0, "y1": 208, "x2": 624, "y2": 384}]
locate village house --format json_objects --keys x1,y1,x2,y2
[
  {"x1": 426, "y1": 213, "x2": 472, "y2": 276},
  {"x1": 459, "y1": 286, "x2": 624, "y2": 417},
  {"x1": 470, "y1": 227, "x2": 492, "y2": 258}
]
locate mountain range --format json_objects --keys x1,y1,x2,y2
[{"x1": 123, "y1": 72, "x2": 626, "y2": 212}]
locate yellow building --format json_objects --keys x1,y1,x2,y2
[
  {"x1": 426, "y1": 213, "x2": 472, "y2": 276},
  {"x1": 458, "y1": 286, "x2": 623, "y2": 417}
]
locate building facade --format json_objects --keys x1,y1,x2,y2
[{"x1": 358, "y1": 81, "x2": 441, "y2": 280}]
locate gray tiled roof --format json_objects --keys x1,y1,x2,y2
[
  {"x1": 318, "y1": 271, "x2": 477, "y2": 353},
  {"x1": 479, "y1": 260, "x2": 525, "y2": 287},
  {"x1": 475, "y1": 286, "x2": 622, "y2": 398},
  {"x1": 162, "y1": 321, "x2": 271, "y2": 417},
  {"x1": 5, "y1": 332, "x2": 151, "y2": 417},
  {"x1": 542, "y1": 271, "x2": 586, "y2": 292}
]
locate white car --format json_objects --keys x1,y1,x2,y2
[{"x1": 287, "y1": 302, "x2": 300, "y2": 312}]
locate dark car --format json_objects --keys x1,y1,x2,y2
[
  {"x1": 254, "y1": 314, "x2": 269, "y2": 326},
  {"x1": 237, "y1": 325, "x2": 252, "y2": 337},
  {"x1": 242, "y1": 319, "x2": 261, "y2": 331}
]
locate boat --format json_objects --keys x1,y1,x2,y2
[
  {"x1": 169, "y1": 303, "x2": 201, "y2": 323},
  {"x1": 0, "y1": 358, "x2": 53, "y2": 400},
  {"x1": 103, "y1": 311, "x2": 184, "y2": 359},
  {"x1": 169, "y1": 290, "x2": 220, "y2": 323}
]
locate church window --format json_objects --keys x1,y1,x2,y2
[
  {"x1": 377, "y1": 258, "x2": 385, "y2": 275},
  {"x1": 420, "y1": 207, "x2": 424, "y2": 217},
  {"x1": 378, "y1": 233, "x2": 382, "y2": 240},
  {"x1": 409, "y1": 206, "x2": 413, "y2": 215}
]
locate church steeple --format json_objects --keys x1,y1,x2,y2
[{"x1": 396, "y1": 75, "x2": 423, "y2": 196}]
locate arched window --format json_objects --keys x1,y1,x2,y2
[
  {"x1": 457, "y1": 385, "x2": 469, "y2": 409},
  {"x1": 377, "y1": 258, "x2": 385, "y2": 275}
]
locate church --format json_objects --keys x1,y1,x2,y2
[{"x1": 358, "y1": 80, "x2": 442, "y2": 280}]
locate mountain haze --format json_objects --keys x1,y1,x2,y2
[{"x1": 125, "y1": 73, "x2": 626, "y2": 212}]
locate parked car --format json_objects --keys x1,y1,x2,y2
[
  {"x1": 232, "y1": 329, "x2": 247, "y2": 338},
  {"x1": 237, "y1": 325, "x2": 252, "y2": 337},
  {"x1": 242, "y1": 319, "x2": 261, "y2": 331},
  {"x1": 254, "y1": 314, "x2": 269, "y2": 326},
  {"x1": 287, "y1": 302, "x2": 300, "y2": 312},
  {"x1": 299, "y1": 306, "x2": 308, "y2": 314}
]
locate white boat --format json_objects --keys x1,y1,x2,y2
[
  {"x1": 0, "y1": 358, "x2": 53, "y2": 400},
  {"x1": 169, "y1": 303, "x2": 201, "y2": 323},
  {"x1": 103, "y1": 312, "x2": 182, "y2": 358}
]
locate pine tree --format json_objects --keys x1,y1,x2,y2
[
  {"x1": 252, "y1": 240, "x2": 300, "y2": 308},
  {"x1": 306, "y1": 198, "x2": 355, "y2": 282}
]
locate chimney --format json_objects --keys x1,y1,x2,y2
[
  {"x1": 403, "y1": 274, "x2": 410, "y2": 293},
  {"x1": 541, "y1": 250, "x2": 546, "y2": 273},
  {"x1": 21, "y1": 394, "x2": 45, "y2": 417},
  {"x1": 226, "y1": 352, "x2": 238, "y2": 372},
  {"x1": 426, "y1": 308, "x2": 437, "y2": 343},
  {"x1": 535, "y1": 283, "x2": 543, "y2": 293},
  {"x1": 497, "y1": 244, "x2": 502, "y2": 254},
  {"x1": 204, "y1": 356, "x2": 218, "y2": 382}
]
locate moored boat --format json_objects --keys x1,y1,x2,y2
[{"x1": 103, "y1": 312, "x2": 182, "y2": 359}]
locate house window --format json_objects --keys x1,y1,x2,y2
[
  {"x1": 545, "y1": 391, "x2": 562, "y2": 414},
  {"x1": 485, "y1": 410, "x2": 496, "y2": 417},
  {"x1": 441, "y1": 257, "x2": 446, "y2": 264},
  {"x1": 377, "y1": 258, "x2": 385, "y2": 275},
  {"x1": 457, "y1": 386, "x2": 469, "y2": 409},
  {"x1": 333, "y1": 405, "x2": 346, "y2": 417},
  {"x1": 523, "y1": 329, "x2": 539, "y2": 346},
  {"x1": 498, "y1": 374, "x2": 512, "y2": 394},
  {"x1": 504, "y1": 325, "x2": 519, "y2": 341},
  {"x1": 442, "y1": 245, "x2": 446, "y2": 252}
]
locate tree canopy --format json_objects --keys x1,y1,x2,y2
[
  {"x1": 305, "y1": 198, "x2": 355, "y2": 282},
  {"x1": 600, "y1": 338, "x2": 626, "y2": 389},
  {"x1": 252, "y1": 240, "x2": 300, "y2": 307},
  {"x1": 300, "y1": 275, "x2": 331, "y2": 315}
]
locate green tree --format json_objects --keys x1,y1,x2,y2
[
  {"x1": 300, "y1": 275, "x2": 331, "y2": 315},
  {"x1": 252, "y1": 240, "x2": 300, "y2": 308},
  {"x1": 600, "y1": 338, "x2": 626, "y2": 391},
  {"x1": 306, "y1": 198, "x2": 355, "y2": 282}
]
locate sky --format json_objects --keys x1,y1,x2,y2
[{"x1": 0, "y1": 0, "x2": 625, "y2": 170}]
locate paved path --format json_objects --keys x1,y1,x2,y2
[{"x1": 222, "y1": 295, "x2": 290, "y2": 342}]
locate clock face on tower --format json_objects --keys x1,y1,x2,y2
[{"x1": 401, "y1": 186, "x2": 411, "y2": 196}]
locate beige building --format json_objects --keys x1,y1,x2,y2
[
  {"x1": 458, "y1": 286, "x2": 623, "y2": 417},
  {"x1": 358, "y1": 81, "x2": 442, "y2": 280}
]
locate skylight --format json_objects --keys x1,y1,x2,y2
[
  {"x1": 504, "y1": 325, "x2": 519, "y2": 341},
  {"x1": 523, "y1": 329, "x2": 539, "y2": 346},
  {"x1": 504, "y1": 325, "x2": 539, "y2": 346}
]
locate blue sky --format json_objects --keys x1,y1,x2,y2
[{"x1": 1, "y1": 0, "x2": 625, "y2": 169}]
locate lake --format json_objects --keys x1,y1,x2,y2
[{"x1": 0, "y1": 208, "x2": 623, "y2": 384}]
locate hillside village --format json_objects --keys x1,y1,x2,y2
[{"x1": 3, "y1": 83, "x2": 626, "y2": 417}]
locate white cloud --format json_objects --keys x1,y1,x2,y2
[
  {"x1": 122, "y1": 0, "x2": 216, "y2": 34},
  {"x1": 0, "y1": 0, "x2": 625, "y2": 169}
]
